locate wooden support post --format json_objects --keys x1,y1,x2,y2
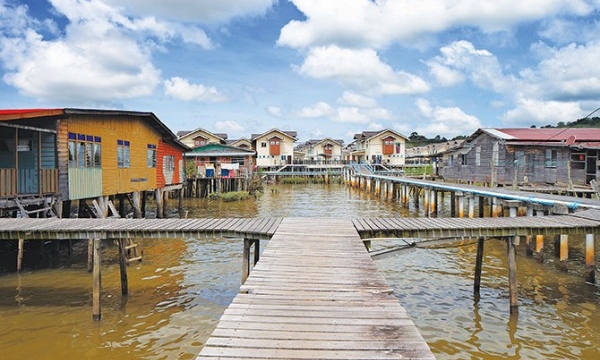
[
  {"x1": 118, "y1": 239, "x2": 128, "y2": 296},
  {"x1": 491, "y1": 197, "x2": 500, "y2": 217},
  {"x1": 364, "y1": 240, "x2": 371, "y2": 251},
  {"x1": 474, "y1": 237, "x2": 485, "y2": 299},
  {"x1": 17, "y1": 238, "x2": 24, "y2": 271},
  {"x1": 87, "y1": 238, "x2": 94, "y2": 272},
  {"x1": 242, "y1": 238, "x2": 251, "y2": 284},
  {"x1": 429, "y1": 189, "x2": 436, "y2": 215},
  {"x1": 467, "y1": 194, "x2": 475, "y2": 218},
  {"x1": 450, "y1": 191, "x2": 455, "y2": 217},
  {"x1": 155, "y1": 189, "x2": 164, "y2": 219},
  {"x1": 507, "y1": 236, "x2": 518, "y2": 313},
  {"x1": 478, "y1": 196, "x2": 485, "y2": 218},
  {"x1": 457, "y1": 192, "x2": 464, "y2": 218},
  {"x1": 558, "y1": 234, "x2": 569, "y2": 270},
  {"x1": 132, "y1": 191, "x2": 142, "y2": 218},
  {"x1": 92, "y1": 238, "x2": 102, "y2": 321},
  {"x1": 424, "y1": 188, "x2": 430, "y2": 217},
  {"x1": 178, "y1": 188, "x2": 184, "y2": 214},
  {"x1": 163, "y1": 189, "x2": 169, "y2": 218},
  {"x1": 253, "y1": 240, "x2": 260, "y2": 266},
  {"x1": 585, "y1": 234, "x2": 595, "y2": 284},
  {"x1": 505, "y1": 200, "x2": 520, "y2": 218}
]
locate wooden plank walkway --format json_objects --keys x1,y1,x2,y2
[
  {"x1": 197, "y1": 218, "x2": 435, "y2": 360},
  {"x1": 0, "y1": 217, "x2": 282, "y2": 241}
]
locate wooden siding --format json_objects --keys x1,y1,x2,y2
[
  {"x1": 157, "y1": 139, "x2": 184, "y2": 187},
  {"x1": 441, "y1": 133, "x2": 591, "y2": 186},
  {"x1": 57, "y1": 120, "x2": 70, "y2": 199},
  {"x1": 0, "y1": 168, "x2": 16, "y2": 197},
  {"x1": 65, "y1": 115, "x2": 160, "y2": 197},
  {"x1": 68, "y1": 168, "x2": 102, "y2": 199}
]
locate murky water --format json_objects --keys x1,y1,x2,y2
[{"x1": 1, "y1": 184, "x2": 600, "y2": 359}]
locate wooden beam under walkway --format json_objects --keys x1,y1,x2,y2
[{"x1": 198, "y1": 217, "x2": 435, "y2": 359}]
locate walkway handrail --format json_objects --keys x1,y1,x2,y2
[{"x1": 362, "y1": 173, "x2": 600, "y2": 211}]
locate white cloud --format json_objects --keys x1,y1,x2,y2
[
  {"x1": 338, "y1": 91, "x2": 377, "y2": 108},
  {"x1": 104, "y1": 0, "x2": 277, "y2": 24},
  {"x1": 414, "y1": 99, "x2": 481, "y2": 137},
  {"x1": 280, "y1": 0, "x2": 594, "y2": 49},
  {"x1": 267, "y1": 106, "x2": 282, "y2": 117},
  {"x1": 293, "y1": 101, "x2": 334, "y2": 118},
  {"x1": 427, "y1": 40, "x2": 512, "y2": 92},
  {"x1": 295, "y1": 45, "x2": 429, "y2": 95},
  {"x1": 164, "y1": 77, "x2": 226, "y2": 102},
  {"x1": 502, "y1": 98, "x2": 584, "y2": 126},
  {"x1": 521, "y1": 41, "x2": 600, "y2": 101},
  {"x1": 214, "y1": 119, "x2": 245, "y2": 133}
]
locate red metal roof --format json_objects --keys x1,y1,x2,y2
[
  {"x1": 0, "y1": 108, "x2": 64, "y2": 120},
  {"x1": 498, "y1": 128, "x2": 600, "y2": 141}
]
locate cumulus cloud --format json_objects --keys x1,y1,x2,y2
[
  {"x1": 293, "y1": 101, "x2": 333, "y2": 118},
  {"x1": 280, "y1": 0, "x2": 593, "y2": 49},
  {"x1": 414, "y1": 98, "x2": 481, "y2": 137},
  {"x1": 427, "y1": 40, "x2": 512, "y2": 92},
  {"x1": 104, "y1": 0, "x2": 277, "y2": 24},
  {"x1": 214, "y1": 119, "x2": 245, "y2": 133},
  {"x1": 338, "y1": 91, "x2": 377, "y2": 108},
  {"x1": 267, "y1": 106, "x2": 282, "y2": 117},
  {"x1": 295, "y1": 45, "x2": 429, "y2": 95},
  {"x1": 502, "y1": 98, "x2": 585, "y2": 126},
  {"x1": 164, "y1": 77, "x2": 226, "y2": 102}
]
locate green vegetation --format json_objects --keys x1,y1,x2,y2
[
  {"x1": 534, "y1": 116, "x2": 600, "y2": 129},
  {"x1": 280, "y1": 176, "x2": 343, "y2": 185},
  {"x1": 248, "y1": 174, "x2": 264, "y2": 195},
  {"x1": 207, "y1": 191, "x2": 251, "y2": 202},
  {"x1": 407, "y1": 132, "x2": 468, "y2": 148},
  {"x1": 403, "y1": 165, "x2": 433, "y2": 176}
]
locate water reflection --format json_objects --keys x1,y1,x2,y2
[{"x1": 1, "y1": 184, "x2": 599, "y2": 359}]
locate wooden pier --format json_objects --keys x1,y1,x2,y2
[{"x1": 198, "y1": 217, "x2": 435, "y2": 359}]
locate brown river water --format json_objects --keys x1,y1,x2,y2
[{"x1": 1, "y1": 184, "x2": 600, "y2": 359}]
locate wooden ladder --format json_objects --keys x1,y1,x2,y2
[
  {"x1": 125, "y1": 238, "x2": 142, "y2": 263},
  {"x1": 15, "y1": 197, "x2": 56, "y2": 218}
]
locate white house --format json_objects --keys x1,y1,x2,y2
[
  {"x1": 296, "y1": 138, "x2": 344, "y2": 162},
  {"x1": 251, "y1": 129, "x2": 297, "y2": 168},
  {"x1": 349, "y1": 129, "x2": 408, "y2": 167},
  {"x1": 177, "y1": 128, "x2": 227, "y2": 149}
]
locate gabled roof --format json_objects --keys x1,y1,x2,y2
[
  {"x1": 475, "y1": 128, "x2": 600, "y2": 142},
  {"x1": 251, "y1": 129, "x2": 297, "y2": 141},
  {"x1": 0, "y1": 108, "x2": 189, "y2": 150},
  {"x1": 177, "y1": 127, "x2": 227, "y2": 142},
  {"x1": 184, "y1": 143, "x2": 255, "y2": 157},
  {"x1": 353, "y1": 129, "x2": 408, "y2": 142}
]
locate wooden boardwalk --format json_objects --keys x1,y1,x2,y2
[{"x1": 197, "y1": 218, "x2": 435, "y2": 359}]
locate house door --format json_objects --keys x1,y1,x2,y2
[
  {"x1": 17, "y1": 130, "x2": 38, "y2": 194},
  {"x1": 586, "y1": 150, "x2": 597, "y2": 184}
]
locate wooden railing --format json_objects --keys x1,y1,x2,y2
[
  {"x1": 39, "y1": 169, "x2": 58, "y2": 194},
  {"x1": 0, "y1": 168, "x2": 17, "y2": 197},
  {"x1": 0, "y1": 168, "x2": 58, "y2": 197}
]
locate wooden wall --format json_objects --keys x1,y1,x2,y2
[
  {"x1": 64, "y1": 114, "x2": 161, "y2": 198},
  {"x1": 157, "y1": 139, "x2": 185, "y2": 188}
]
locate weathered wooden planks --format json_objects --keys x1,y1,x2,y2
[{"x1": 197, "y1": 218, "x2": 435, "y2": 360}]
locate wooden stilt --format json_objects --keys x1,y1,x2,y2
[
  {"x1": 585, "y1": 234, "x2": 595, "y2": 284},
  {"x1": 457, "y1": 192, "x2": 464, "y2": 218},
  {"x1": 118, "y1": 239, "x2": 128, "y2": 296},
  {"x1": 242, "y1": 239, "x2": 251, "y2": 284},
  {"x1": 474, "y1": 237, "x2": 485, "y2": 298},
  {"x1": 155, "y1": 189, "x2": 164, "y2": 218},
  {"x1": 253, "y1": 240, "x2": 260, "y2": 266},
  {"x1": 559, "y1": 234, "x2": 569, "y2": 270},
  {"x1": 450, "y1": 191, "x2": 455, "y2": 217},
  {"x1": 92, "y1": 239, "x2": 102, "y2": 321},
  {"x1": 478, "y1": 196, "x2": 485, "y2": 218},
  {"x1": 507, "y1": 236, "x2": 518, "y2": 313},
  {"x1": 17, "y1": 238, "x2": 24, "y2": 271},
  {"x1": 163, "y1": 189, "x2": 169, "y2": 217},
  {"x1": 468, "y1": 194, "x2": 474, "y2": 218},
  {"x1": 132, "y1": 191, "x2": 142, "y2": 218},
  {"x1": 87, "y1": 238, "x2": 93, "y2": 272}
]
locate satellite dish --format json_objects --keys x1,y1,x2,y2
[{"x1": 566, "y1": 134, "x2": 576, "y2": 146}]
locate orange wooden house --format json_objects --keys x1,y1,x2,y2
[{"x1": 0, "y1": 108, "x2": 188, "y2": 218}]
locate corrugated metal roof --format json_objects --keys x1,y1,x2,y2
[{"x1": 491, "y1": 128, "x2": 600, "y2": 141}]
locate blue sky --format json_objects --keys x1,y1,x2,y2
[{"x1": 1, "y1": 0, "x2": 600, "y2": 144}]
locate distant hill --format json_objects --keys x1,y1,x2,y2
[{"x1": 537, "y1": 116, "x2": 600, "y2": 129}]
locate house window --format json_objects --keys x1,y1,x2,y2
[
  {"x1": 231, "y1": 156, "x2": 245, "y2": 165},
  {"x1": 164, "y1": 155, "x2": 175, "y2": 172},
  {"x1": 68, "y1": 132, "x2": 101, "y2": 168},
  {"x1": 261, "y1": 142, "x2": 267, "y2": 148},
  {"x1": 147, "y1": 144, "x2": 157, "y2": 168},
  {"x1": 545, "y1": 149, "x2": 558, "y2": 167},
  {"x1": 475, "y1": 146, "x2": 481, "y2": 166},
  {"x1": 117, "y1": 140, "x2": 130, "y2": 168},
  {"x1": 460, "y1": 154, "x2": 467, "y2": 165}
]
